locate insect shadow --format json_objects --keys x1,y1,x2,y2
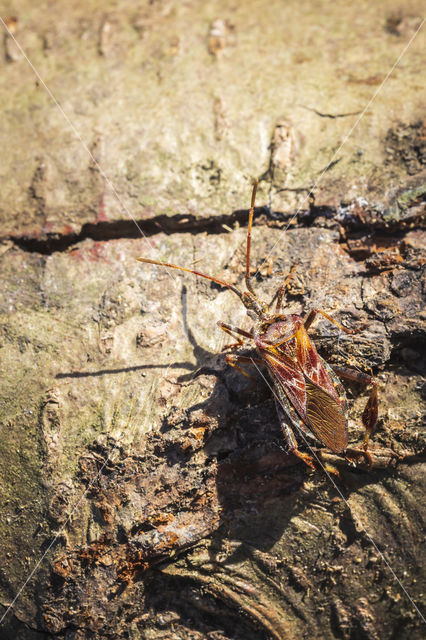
[
  {"x1": 46, "y1": 201, "x2": 413, "y2": 640},
  {"x1": 54, "y1": 284, "x2": 222, "y2": 382},
  {"x1": 137, "y1": 180, "x2": 379, "y2": 471}
]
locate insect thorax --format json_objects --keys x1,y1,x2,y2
[{"x1": 254, "y1": 314, "x2": 304, "y2": 354}]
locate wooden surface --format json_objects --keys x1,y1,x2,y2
[{"x1": 0, "y1": 2, "x2": 425, "y2": 638}]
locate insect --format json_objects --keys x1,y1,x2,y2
[{"x1": 137, "y1": 180, "x2": 378, "y2": 466}]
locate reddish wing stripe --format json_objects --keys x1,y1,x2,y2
[
  {"x1": 260, "y1": 337, "x2": 348, "y2": 451},
  {"x1": 296, "y1": 327, "x2": 339, "y2": 401},
  {"x1": 263, "y1": 351, "x2": 308, "y2": 421}
]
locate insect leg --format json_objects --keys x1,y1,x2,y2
[
  {"x1": 275, "y1": 394, "x2": 345, "y2": 475},
  {"x1": 225, "y1": 354, "x2": 262, "y2": 383},
  {"x1": 304, "y1": 309, "x2": 361, "y2": 335},
  {"x1": 332, "y1": 365, "x2": 379, "y2": 451},
  {"x1": 218, "y1": 322, "x2": 253, "y2": 351},
  {"x1": 269, "y1": 261, "x2": 299, "y2": 312},
  {"x1": 273, "y1": 387, "x2": 316, "y2": 468}
]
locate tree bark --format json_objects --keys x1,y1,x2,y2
[{"x1": 0, "y1": 2, "x2": 424, "y2": 638}]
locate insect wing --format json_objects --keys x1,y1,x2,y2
[
  {"x1": 273, "y1": 378, "x2": 316, "y2": 444},
  {"x1": 295, "y1": 326, "x2": 338, "y2": 400},
  {"x1": 263, "y1": 350, "x2": 307, "y2": 421},
  {"x1": 262, "y1": 329, "x2": 348, "y2": 452},
  {"x1": 304, "y1": 377, "x2": 348, "y2": 452}
]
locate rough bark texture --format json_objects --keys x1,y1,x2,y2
[{"x1": 0, "y1": 1, "x2": 425, "y2": 639}]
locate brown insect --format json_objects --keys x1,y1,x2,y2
[{"x1": 137, "y1": 180, "x2": 378, "y2": 466}]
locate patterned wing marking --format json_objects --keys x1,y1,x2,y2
[
  {"x1": 263, "y1": 351, "x2": 307, "y2": 422},
  {"x1": 261, "y1": 339, "x2": 348, "y2": 452},
  {"x1": 295, "y1": 327, "x2": 339, "y2": 401},
  {"x1": 304, "y1": 377, "x2": 348, "y2": 452},
  {"x1": 273, "y1": 380, "x2": 315, "y2": 442}
]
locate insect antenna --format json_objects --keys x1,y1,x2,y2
[
  {"x1": 245, "y1": 178, "x2": 259, "y2": 296},
  {"x1": 137, "y1": 179, "x2": 265, "y2": 313},
  {"x1": 135, "y1": 257, "x2": 244, "y2": 300}
]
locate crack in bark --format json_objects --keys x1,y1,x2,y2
[
  {"x1": 5, "y1": 198, "x2": 424, "y2": 256},
  {"x1": 300, "y1": 105, "x2": 363, "y2": 119},
  {"x1": 7, "y1": 208, "x2": 269, "y2": 255}
]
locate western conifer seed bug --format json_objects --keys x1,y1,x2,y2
[{"x1": 137, "y1": 180, "x2": 379, "y2": 467}]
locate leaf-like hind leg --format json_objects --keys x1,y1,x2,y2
[
  {"x1": 304, "y1": 309, "x2": 362, "y2": 335},
  {"x1": 332, "y1": 365, "x2": 378, "y2": 457},
  {"x1": 218, "y1": 321, "x2": 252, "y2": 352}
]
